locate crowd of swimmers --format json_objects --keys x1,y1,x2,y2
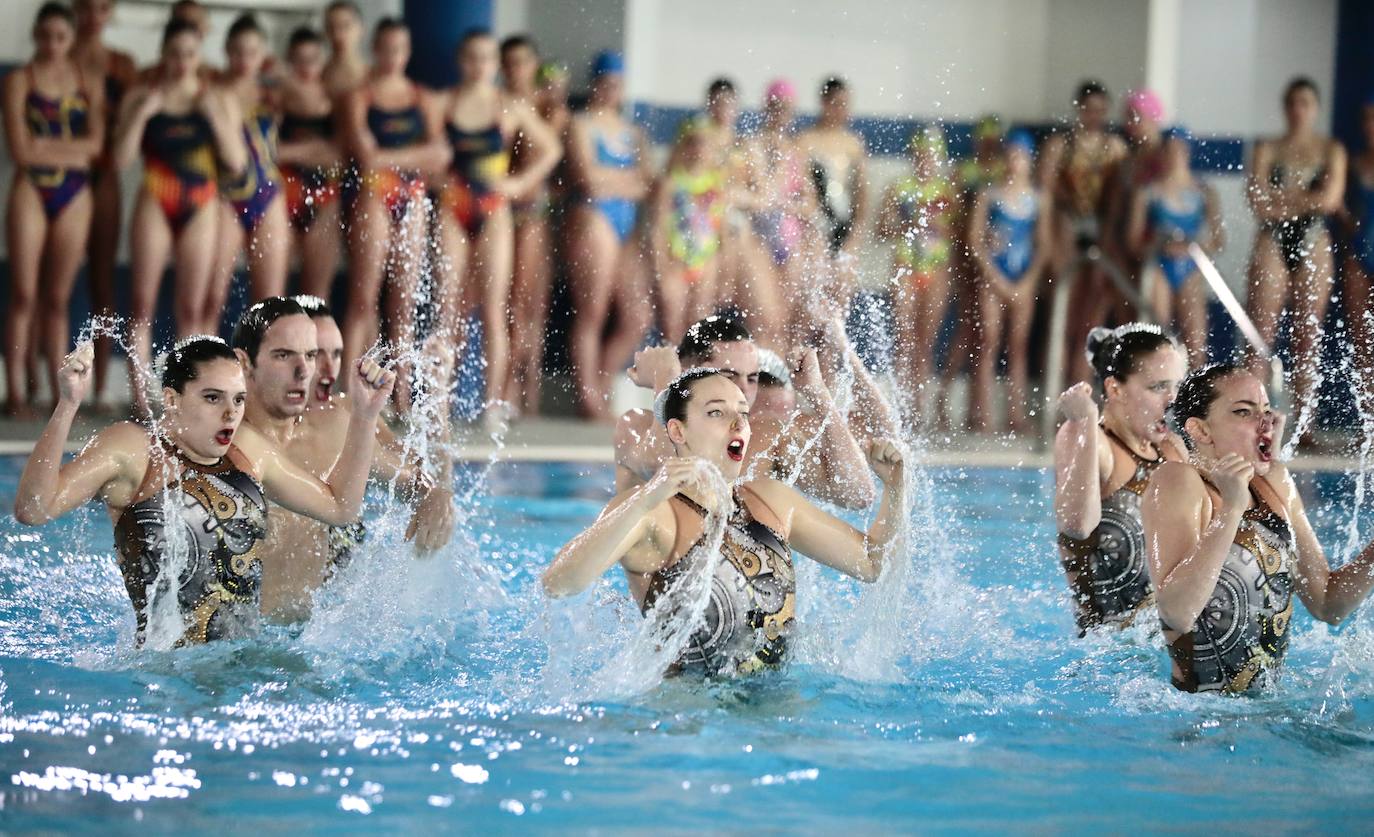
[
  {"x1": 9, "y1": 1, "x2": 1374, "y2": 438},
  {"x1": 9, "y1": 0, "x2": 1374, "y2": 697}
]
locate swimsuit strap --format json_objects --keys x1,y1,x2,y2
[{"x1": 1101, "y1": 424, "x2": 1162, "y2": 467}]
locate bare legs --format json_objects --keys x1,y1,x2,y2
[{"x1": 506, "y1": 210, "x2": 553, "y2": 413}]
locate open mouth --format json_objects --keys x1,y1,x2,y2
[
  {"x1": 726, "y1": 438, "x2": 745, "y2": 462},
  {"x1": 1257, "y1": 435, "x2": 1273, "y2": 463},
  {"x1": 285, "y1": 388, "x2": 307, "y2": 404},
  {"x1": 1150, "y1": 418, "x2": 1168, "y2": 436},
  {"x1": 314, "y1": 376, "x2": 334, "y2": 402},
  {"x1": 214, "y1": 428, "x2": 234, "y2": 446}
]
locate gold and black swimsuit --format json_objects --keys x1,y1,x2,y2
[
  {"x1": 114, "y1": 441, "x2": 267, "y2": 646},
  {"x1": 1163, "y1": 484, "x2": 1296, "y2": 694},
  {"x1": 1058, "y1": 428, "x2": 1163, "y2": 632},
  {"x1": 643, "y1": 491, "x2": 796, "y2": 676}
]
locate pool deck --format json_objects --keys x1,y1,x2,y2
[{"x1": 0, "y1": 412, "x2": 1364, "y2": 472}]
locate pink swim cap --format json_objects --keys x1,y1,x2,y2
[
  {"x1": 765, "y1": 78, "x2": 797, "y2": 103},
  {"x1": 1124, "y1": 88, "x2": 1164, "y2": 122}
]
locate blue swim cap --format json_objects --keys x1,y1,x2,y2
[
  {"x1": 591, "y1": 50, "x2": 624, "y2": 79},
  {"x1": 1005, "y1": 129, "x2": 1035, "y2": 155},
  {"x1": 1162, "y1": 125, "x2": 1193, "y2": 146}
]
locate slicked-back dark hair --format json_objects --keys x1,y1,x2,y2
[
  {"x1": 659, "y1": 367, "x2": 727, "y2": 426},
  {"x1": 677, "y1": 315, "x2": 752, "y2": 366},
  {"x1": 1084, "y1": 323, "x2": 1180, "y2": 386},
  {"x1": 162, "y1": 336, "x2": 237, "y2": 392},
  {"x1": 232, "y1": 296, "x2": 308, "y2": 363},
  {"x1": 1169, "y1": 362, "x2": 1249, "y2": 450}
]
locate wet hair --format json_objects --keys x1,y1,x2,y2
[
  {"x1": 231, "y1": 296, "x2": 308, "y2": 363},
  {"x1": 677, "y1": 315, "x2": 752, "y2": 366},
  {"x1": 325, "y1": 1, "x2": 361, "y2": 18},
  {"x1": 227, "y1": 13, "x2": 264, "y2": 47},
  {"x1": 293, "y1": 294, "x2": 333, "y2": 320},
  {"x1": 1170, "y1": 362, "x2": 1249, "y2": 450},
  {"x1": 373, "y1": 17, "x2": 407, "y2": 44},
  {"x1": 162, "y1": 336, "x2": 237, "y2": 393},
  {"x1": 161, "y1": 16, "x2": 201, "y2": 49},
  {"x1": 1284, "y1": 76, "x2": 1320, "y2": 105},
  {"x1": 1075, "y1": 79, "x2": 1108, "y2": 103},
  {"x1": 458, "y1": 27, "x2": 493, "y2": 52},
  {"x1": 34, "y1": 2, "x2": 75, "y2": 32},
  {"x1": 758, "y1": 371, "x2": 786, "y2": 389},
  {"x1": 288, "y1": 26, "x2": 324, "y2": 53},
  {"x1": 655, "y1": 367, "x2": 726, "y2": 427},
  {"x1": 500, "y1": 34, "x2": 537, "y2": 56},
  {"x1": 707, "y1": 77, "x2": 737, "y2": 102},
  {"x1": 1084, "y1": 323, "x2": 1180, "y2": 385},
  {"x1": 819, "y1": 76, "x2": 847, "y2": 100}
]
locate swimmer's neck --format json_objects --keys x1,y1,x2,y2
[
  {"x1": 243, "y1": 399, "x2": 305, "y2": 446},
  {"x1": 1101, "y1": 411, "x2": 1154, "y2": 458}
]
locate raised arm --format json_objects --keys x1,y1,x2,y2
[
  {"x1": 756, "y1": 439, "x2": 905, "y2": 583},
  {"x1": 778, "y1": 347, "x2": 876, "y2": 509},
  {"x1": 1142, "y1": 457, "x2": 1251, "y2": 631},
  {"x1": 1267, "y1": 465, "x2": 1374, "y2": 624},
  {"x1": 541, "y1": 458, "x2": 691, "y2": 597},
  {"x1": 1053, "y1": 382, "x2": 1108, "y2": 539},
  {"x1": 14, "y1": 344, "x2": 141, "y2": 525},
  {"x1": 249, "y1": 358, "x2": 395, "y2": 525}
]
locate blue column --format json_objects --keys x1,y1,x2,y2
[
  {"x1": 404, "y1": 0, "x2": 493, "y2": 89},
  {"x1": 1333, "y1": 0, "x2": 1374, "y2": 153}
]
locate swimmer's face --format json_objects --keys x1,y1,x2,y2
[
  {"x1": 458, "y1": 34, "x2": 498, "y2": 86},
  {"x1": 288, "y1": 41, "x2": 325, "y2": 82},
  {"x1": 311, "y1": 316, "x2": 344, "y2": 404},
  {"x1": 707, "y1": 90, "x2": 738, "y2": 129},
  {"x1": 753, "y1": 384, "x2": 796, "y2": 422},
  {"x1": 162, "y1": 31, "x2": 202, "y2": 79},
  {"x1": 1077, "y1": 92, "x2": 1109, "y2": 132},
  {"x1": 241, "y1": 314, "x2": 319, "y2": 419},
  {"x1": 666, "y1": 375, "x2": 751, "y2": 480},
  {"x1": 73, "y1": 0, "x2": 114, "y2": 34},
  {"x1": 1006, "y1": 145, "x2": 1032, "y2": 179},
  {"x1": 592, "y1": 72, "x2": 624, "y2": 108},
  {"x1": 33, "y1": 15, "x2": 75, "y2": 61},
  {"x1": 1284, "y1": 86, "x2": 1319, "y2": 132},
  {"x1": 821, "y1": 89, "x2": 850, "y2": 123},
  {"x1": 1165, "y1": 137, "x2": 1191, "y2": 171},
  {"x1": 373, "y1": 28, "x2": 411, "y2": 76},
  {"x1": 226, "y1": 29, "x2": 266, "y2": 79},
  {"x1": 1123, "y1": 105, "x2": 1157, "y2": 144},
  {"x1": 501, "y1": 43, "x2": 539, "y2": 91},
  {"x1": 1185, "y1": 372, "x2": 1276, "y2": 474},
  {"x1": 163, "y1": 358, "x2": 246, "y2": 461},
  {"x1": 1104, "y1": 345, "x2": 1186, "y2": 445},
  {"x1": 765, "y1": 95, "x2": 794, "y2": 128},
  {"x1": 704, "y1": 341, "x2": 761, "y2": 406},
  {"x1": 326, "y1": 6, "x2": 362, "y2": 52}
]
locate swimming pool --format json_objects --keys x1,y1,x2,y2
[{"x1": 2, "y1": 456, "x2": 1373, "y2": 831}]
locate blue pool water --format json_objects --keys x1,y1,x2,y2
[{"x1": 2, "y1": 457, "x2": 1374, "y2": 832}]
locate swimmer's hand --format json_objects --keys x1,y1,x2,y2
[
  {"x1": 867, "y1": 438, "x2": 904, "y2": 485},
  {"x1": 57, "y1": 341, "x2": 95, "y2": 406},
  {"x1": 789, "y1": 347, "x2": 831, "y2": 410},
  {"x1": 628, "y1": 346, "x2": 681, "y2": 392},
  {"x1": 405, "y1": 483, "x2": 455, "y2": 553},
  {"x1": 1204, "y1": 453, "x2": 1255, "y2": 514},
  {"x1": 349, "y1": 356, "x2": 397, "y2": 419},
  {"x1": 644, "y1": 457, "x2": 720, "y2": 510},
  {"x1": 1057, "y1": 382, "x2": 1098, "y2": 423}
]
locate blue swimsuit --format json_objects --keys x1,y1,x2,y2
[
  {"x1": 589, "y1": 124, "x2": 638, "y2": 242},
  {"x1": 986, "y1": 190, "x2": 1039, "y2": 282},
  {"x1": 1147, "y1": 186, "x2": 1205, "y2": 291}
]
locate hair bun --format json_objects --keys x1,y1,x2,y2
[{"x1": 1084, "y1": 326, "x2": 1116, "y2": 368}]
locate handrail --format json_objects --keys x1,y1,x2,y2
[{"x1": 1187, "y1": 243, "x2": 1284, "y2": 395}]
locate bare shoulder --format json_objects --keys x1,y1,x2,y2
[
  {"x1": 741, "y1": 477, "x2": 801, "y2": 531},
  {"x1": 1148, "y1": 460, "x2": 1205, "y2": 497}
]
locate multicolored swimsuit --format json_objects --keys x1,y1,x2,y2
[
  {"x1": 221, "y1": 98, "x2": 281, "y2": 232},
  {"x1": 643, "y1": 490, "x2": 796, "y2": 677},
  {"x1": 1146, "y1": 185, "x2": 1205, "y2": 290},
  {"x1": 1163, "y1": 483, "x2": 1296, "y2": 694},
  {"x1": 891, "y1": 174, "x2": 954, "y2": 280},
  {"x1": 22, "y1": 65, "x2": 92, "y2": 220},
  {"x1": 442, "y1": 119, "x2": 509, "y2": 238},
  {"x1": 1057, "y1": 428, "x2": 1165, "y2": 633},
  {"x1": 113, "y1": 441, "x2": 267, "y2": 646},
  {"x1": 279, "y1": 110, "x2": 339, "y2": 233},
  {"x1": 362, "y1": 84, "x2": 429, "y2": 222},
  {"x1": 666, "y1": 167, "x2": 725, "y2": 280},
  {"x1": 141, "y1": 102, "x2": 219, "y2": 233}
]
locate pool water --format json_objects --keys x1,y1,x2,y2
[{"x1": 2, "y1": 457, "x2": 1374, "y2": 832}]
